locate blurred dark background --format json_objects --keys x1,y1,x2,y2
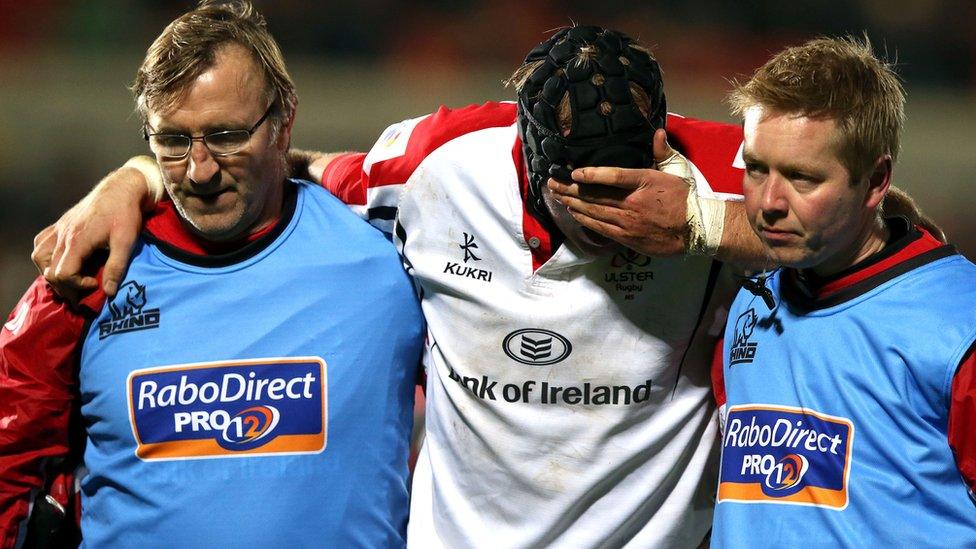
[{"x1": 2, "y1": 0, "x2": 974, "y2": 312}]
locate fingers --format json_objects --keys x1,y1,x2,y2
[
  {"x1": 51, "y1": 230, "x2": 100, "y2": 292},
  {"x1": 547, "y1": 178, "x2": 629, "y2": 206},
  {"x1": 31, "y1": 224, "x2": 58, "y2": 275},
  {"x1": 569, "y1": 166, "x2": 650, "y2": 189},
  {"x1": 555, "y1": 194, "x2": 627, "y2": 227},
  {"x1": 567, "y1": 208, "x2": 624, "y2": 239},
  {"x1": 652, "y1": 129, "x2": 675, "y2": 163},
  {"x1": 103, "y1": 229, "x2": 138, "y2": 296},
  {"x1": 48, "y1": 223, "x2": 70, "y2": 282}
]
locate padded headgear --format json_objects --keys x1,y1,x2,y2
[{"x1": 516, "y1": 26, "x2": 666, "y2": 228}]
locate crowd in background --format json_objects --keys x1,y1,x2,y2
[{"x1": 2, "y1": 0, "x2": 974, "y2": 312}]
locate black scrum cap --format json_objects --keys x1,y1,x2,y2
[{"x1": 516, "y1": 26, "x2": 666, "y2": 229}]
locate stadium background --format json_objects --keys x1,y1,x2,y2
[{"x1": 1, "y1": 0, "x2": 973, "y2": 315}]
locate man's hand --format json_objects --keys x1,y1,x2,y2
[
  {"x1": 883, "y1": 185, "x2": 948, "y2": 243},
  {"x1": 32, "y1": 166, "x2": 154, "y2": 299},
  {"x1": 547, "y1": 129, "x2": 692, "y2": 257},
  {"x1": 288, "y1": 149, "x2": 346, "y2": 183}
]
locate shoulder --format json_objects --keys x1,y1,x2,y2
[
  {"x1": 364, "y1": 102, "x2": 517, "y2": 184},
  {"x1": 667, "y1": 113, "x2": 744, "y2": 196}
]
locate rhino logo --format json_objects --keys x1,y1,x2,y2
[
  {"x1": 732, "y1": 309, "x2": 757, "y2": 348},
  {"x1": 98, "y1": 280, "x2": 160, "y2": 339},
  {"x1": 729, "y1": 308, "x2": 759, "y2": 367},
  {"x1": 109, "y1": 281, "x2": 148, "y2": 320}
]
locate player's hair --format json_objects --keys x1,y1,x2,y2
[
  {"x1": 505, "y1": 43, "x2": 654, "y2": 133},
  {"x1": 728, "y1": 35, "x2": 905, "y2": 181},
  {"x1": 132, "y1": 0, "x2": 297, "y2": 138}
]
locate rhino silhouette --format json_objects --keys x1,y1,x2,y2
[
  {"x1": 732, "y1": 309, "x2": 758, "y2": 348},
  {"x1": 109, "y1": 281, "x2": 148, "y2": 320}
]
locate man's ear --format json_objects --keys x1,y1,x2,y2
[
  {"x1": 276, "y1": 105, "x2": 297, "y2": 151},
  {"x1": 864, "y1": 154, "x2": 892, "y2": 210}
]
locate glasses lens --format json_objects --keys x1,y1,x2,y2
[
  {"x1": 205, "y1": 130, "x2": 251, "y2": 155},
  {"x1": 149, "y1": 135, "x2": 191, "y2": 159}
]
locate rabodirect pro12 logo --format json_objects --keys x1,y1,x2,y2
[
  {"x1": 127, "y1": 357, "x2": 326, "y2": 461},
  {"x1": 717, "y1": 404, "x2": 854, "y2": 509}
]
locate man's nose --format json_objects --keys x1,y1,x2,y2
[
  {"x1": 187, "y1": 139, "x2": 220, "y2": 184},
  {"x1": 760, "y1": 174, "x2": 789, "y2": 215}
]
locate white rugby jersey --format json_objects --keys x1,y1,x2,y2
[{"x1": 323, "y1": 102, "x2": 745, "y2": 548}]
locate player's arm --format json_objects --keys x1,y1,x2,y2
[
  {"x1": 948, "y1": 341, "x2": 976, "y2": 501},
  {"x1": 287, "y1": 149, "x2": 347, "y2": 184},
  {"x1": 0, "y1": 279, "x2": 93, "y2": 548},
  {"x1": 32, "y1": 161, "x2": 159, "y2": 299},
  {"x1": 549, "y1": 130, "x2": 940, "y2": 269},
  {"x1": 31, "y1": 151, "x2": 356, "y2": 299},
  {"x1": 548, "y1": 129, "x2": 767, "y2": 269},
  {"x1": 882, "y1": 186, "x2": 948, "y2": 243}
]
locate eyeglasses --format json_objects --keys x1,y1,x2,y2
[{"x1": 144, "y1": 105, "x2": 273, "y2": 161}]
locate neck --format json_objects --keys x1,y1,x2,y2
[{"x1": 810, "y1": 216, "x2": 889, "y2": 277}]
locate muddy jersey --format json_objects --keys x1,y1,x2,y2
[{"x1": 323, "y1": 102, "x2": 746, "y2": 547}]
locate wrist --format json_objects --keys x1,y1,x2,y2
[
  {"x1": 122, "y1": 155, "x2": 164, "y2": 205},
  {"x1": 685, "y1": 189, "x2": 726, "y2": 257}
]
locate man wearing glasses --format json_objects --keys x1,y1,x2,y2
[{"x1": 0, "y1": 2, "x2": 423, "y2": 547}]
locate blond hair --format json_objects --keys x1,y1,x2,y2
[
  {"x1": 728, "y1": 36, "x2": 905, "y2": 180},
  {"x1": 132, "y1": 0, "x2": 297, "y2": 135}
]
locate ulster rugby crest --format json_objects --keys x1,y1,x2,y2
[{"x1": 604, "y1": 250, "x2": 654, "y2": 300}]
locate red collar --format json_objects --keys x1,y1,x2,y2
[
  {"x1": 144, "y1": 198, "x2": 279, "y2": 256},
  {"x1": 781, "y1": 218, "x2": 954, "y2": 309},
  {"x1": 512, "y1": 137, "x2": 558, "y2": 271}
]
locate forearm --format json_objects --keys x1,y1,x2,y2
[
  {"x1": 710, "y1": 201, "x2": 768, "y2": 271},
  {"x1": 118, "y1": 156, "x2": 163, "y2": 209},
  {"x1": 287, "y1": 149, "x2": 347, "y2": 183}
]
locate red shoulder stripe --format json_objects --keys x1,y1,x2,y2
[
  {"x1": 369, "y1": 102, "x2": 517, "y2": 188},
  {"x1": 321, "y1": 152, "x2": 368, "y2": 206},
  {"x1": 666, "y1": 114, "x2": 744, "y2": 196}
]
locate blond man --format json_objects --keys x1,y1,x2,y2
[{"x1": 712, "y1": 36, "x2": 976, "y2": 547}]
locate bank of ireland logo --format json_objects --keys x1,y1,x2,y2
[
  {"x1": 718, "y1": 404, "x2": 854, "y2": 509},
  {"x1": 503, "y1": 329, "x2": 572, "y2": 365},
  {"x1": 729, "y1": 308, "x2": 758, "y2": 366},
  {"x1": 127, "y1": 357, "x2": 326, "y2": 460},
  {"x1": 99, "y1": 280, "x2": 160, "y2": 339}
]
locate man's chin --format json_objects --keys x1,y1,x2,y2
[{"x1": 180, "y1": 212, "x2": 249, "y2": 243}]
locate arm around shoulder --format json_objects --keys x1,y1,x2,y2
[
  {"x1": 711, "y1": 200, "x2": 768, "y2": 270},
  {"x1": 32, "y1": 158, "x2": 159, "y2": 298}
]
